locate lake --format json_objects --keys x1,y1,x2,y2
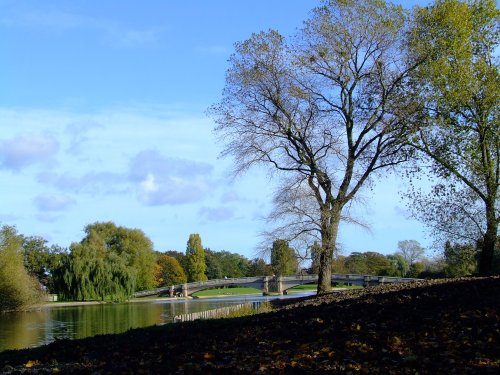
[{"x1": 0, "y1": 293, "x2": 313, "y2": 352}]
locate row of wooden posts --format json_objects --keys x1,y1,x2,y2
[{"x1": 173, "y1": 301, "x2": 263, "y2": 323}]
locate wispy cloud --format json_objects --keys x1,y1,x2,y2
[
  {"x1": 0, "y1": 213, "x2": 22, "y2": 222},
  {"x1": 36, "y1": 213, "x2": 63, "y2": 223},
  {"x1": 129, "y1": 150, "x2": 214, "y2": 206},
  {"x1": 1, "y1": 9, "x2": 164, "y2": 48},
  {"x1": 199, "y1": 206, "x2": 235, "y2": 222},
  {"x1": 0, "y1": 10, "x2": 91, "y2": 30},
  {"x1": 195, "y1": 44, "x2": 230, "y2": 56},
  {"x1": 37, "y1": 170, "x2": 127, "y2": 195},
  {"x1": 65, "y1": 120, "x2": 104, "y2": 155},
  {"x1": 221, "y1": 190, "x2": 246, "y2": 203},
  {"x1": 109, "y1": 28, "x2": 164, "y2": 48},
  {"x1": 34, "y1": 192, "x2": 75, "y2": 212},
  {"x1": 0, "y1": 133, "x2": 59, "y2": 171}
]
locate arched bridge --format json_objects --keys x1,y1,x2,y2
[{"x1": 133, "y1": 274, "x2": 420, "y2": 298}]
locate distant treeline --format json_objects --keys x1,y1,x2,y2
[{"x1": 1, "y1": 223, "x2": 498, "y2": 311}]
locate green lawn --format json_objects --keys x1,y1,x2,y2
[
  {"x1": 192, "y1": 287, "x2": 261, "y2": 297},
  {"x1": 288, "y1": 283, "x2": 318, "y2": 291},
  {"x1": 289, "y1": 283, "x2": 363, "y2": 292},
  {"x1": 192, "y1": 283, "x2": 362, "y2": 297}
]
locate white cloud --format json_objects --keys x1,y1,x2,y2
[
  {"x1": 130, "y1": 150, "x2": 214, "y2": 206},
  {"x1": 138, "y1": 174, "x2": 210, "y2": 206},
  {"x1": 34, "y1": 193, "x2": 75, "y2": 212},
  {"x1": 0, "y1": 133, "x2": 59, "y2": 171},
  {"x1": 140, "y1": 173, "x2": 159, "y2": 193}
]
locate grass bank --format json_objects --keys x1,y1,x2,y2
[
  {"x1": 1, "y1": 277, "x2": 498, "y2": 374},
  {"x1": 192, "y1": 286, "x2": 261, "y2": 297},
  {"x1": 191, "y1": 282, "x2": 361, "y2": 297}
]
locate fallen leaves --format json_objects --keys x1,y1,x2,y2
[
  {"x1": 1, "y1": 277, "x2": 499, "y2": 374},
  {"x1": 24, "y1": 360, "x2": 39, "y2": 368}
]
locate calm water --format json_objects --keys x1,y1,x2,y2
[{"x1": 0, "y1": 293, "x2": 312, "y2": 352}]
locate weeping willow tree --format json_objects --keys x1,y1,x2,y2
[
  {"x1": 0, "y1": 225, "x2": 43, "y2": 311},
  {"x1": 81, "y1": 222, "x2": 157, "y2": 291},
  {"x1": 63, "y1": 230, "x2": 136, "y2": 302}
]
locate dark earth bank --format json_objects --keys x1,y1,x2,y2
[{"x1": 1, "y1": 277, "x2": 499, "y2": 374}]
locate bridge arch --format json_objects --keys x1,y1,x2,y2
[{"x1": 132, "y1": 274, "x2": 420, "y2": 298}]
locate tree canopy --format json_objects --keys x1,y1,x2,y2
[
  {"x1": 210, "y1": 0, "x2": 419, "y2": 292},
  {"x1": 185, "y1": 234, "x2": 208, "y2": 282},
  {"x1": 80, "y1": 222, "x2": 157, "y2": 290},
  {"x1": 59, "y1": 222, "x2": 157, "y2": 301},
  {"x1": 397, "y1": 240, "x2": 425, "y2": 265},
  {"x1": 0, "y1": 226, "x2": 43, "y2": 311},
  {"x1": 271, "y1": 240, "x2": 298, "y2": 276},
  {"x1": 63, "y1": 229, "x2": 136, "y2": 301},
  {"x1": 155, "y1": 254, "x2": 187, "y2": 286},
  {"x1": 406, "y1": 0, "x2": 499, "y2": 274}
]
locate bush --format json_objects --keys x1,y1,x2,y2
[{"x1": 0, "y1": 226, "x2": 44, "y2": 311}]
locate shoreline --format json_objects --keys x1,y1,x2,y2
[
  {"x1": 14, "y1": 288, "x2": 326, "y2": 312},
  {"x1": 1, "y1": 277, "x2": 497, "y2": 374}
]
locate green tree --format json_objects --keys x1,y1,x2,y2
[
  {"x1": 44, "y1": 245, "x2": 67, "y2": 294},
  {"x1": 22, "y1": 236, "x2": 50, "y2": 282},
  {"x1": 0, "y1": 226, "x2": 43, "y2": 311},
  {"x1": 204, "y1": 249, "x2": 252, "y2": 279},
  {"x1": 64, "y1": 230, "x2": 136, "y2": 301},
  {"x1": 164, "y1": 250, "x2": 187, "y2": 273},
  {"x1": 331, "y1": 255, "x2": 347, "y2": 274},
  {"x1": 185, "y1": 234, "x2": 207, "y2": 282},
  {"x1": 216, "y1": 250, "x2": 250, "y2": 278},
  {"x1": 204, "y1": 249, "x2": 223, "y2": 279},
  {"x1": 365, "y1": 252, "x2": 393, "y2": 275},
  {"x1": 21, "y1": 236, "x2": 67, "y2": 293},
  {"x1": 406, "y1": 0, "x2": 499, "y2": 275},
  {"x1": 310, "y1": 242, "x2": 321, "y2": 274},
  {"x1": 211, "y1": 0, "x2": 418, "y2": 293},
  {"x1": 408, "y1": 262, "x2": 426, "y2": 278},
  {"x1": 270, "y1": 240, "x2": 298, "y2": 276},
  {"x1": 344, "y1": 251, "x2": 393, "y2": 275},
  {"x1": 387, "y1": 253, "x2": 410, "y2": 277},
  {"x1": 156, "y1": 254, "x2": 187, "y2": 286},
  {"x1": 81, "y1": 222, "x2": 157, "y2": 290},
  {"x1": 247, "y1": 258, "x2": 271, "y2": 276},
  {"x1": 443, "y1": 241, "x2": 478, "y2": 277},
  {"x1": 49, "y1": 251, "x2": 70, "y2": 298},
  {"x1": 344, "y1": 253, "x2": 369, "y2": 274}
]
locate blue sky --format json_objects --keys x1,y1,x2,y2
[{"x1": 0, "y1": 0, "x2": 432, "y2": 260}]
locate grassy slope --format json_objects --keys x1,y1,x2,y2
[
  {"x1": 192, "y1": 287, "x2": 261, "y2": 297},
  {"x1": 1, "y1": 277, "x2": 498, "y2": 374}
]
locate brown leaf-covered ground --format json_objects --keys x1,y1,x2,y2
[{"x1": 1, "y1": 277, "x2": 499, "y2": 374}]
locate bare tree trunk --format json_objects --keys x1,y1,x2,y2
[
  {"x1": 479, "y1": 201, "x2": 498, "y2": 275},
  {"x1": 317, "y1": 207, "x2": 341, "y2": 294}
]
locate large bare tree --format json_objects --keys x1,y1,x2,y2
[{"x1": 210, "y1": 0, "x2": 418, "y2": 293}]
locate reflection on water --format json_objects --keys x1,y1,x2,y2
[{"x1": 0, "y1": 293, "x2": 313, "y2": 352}]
